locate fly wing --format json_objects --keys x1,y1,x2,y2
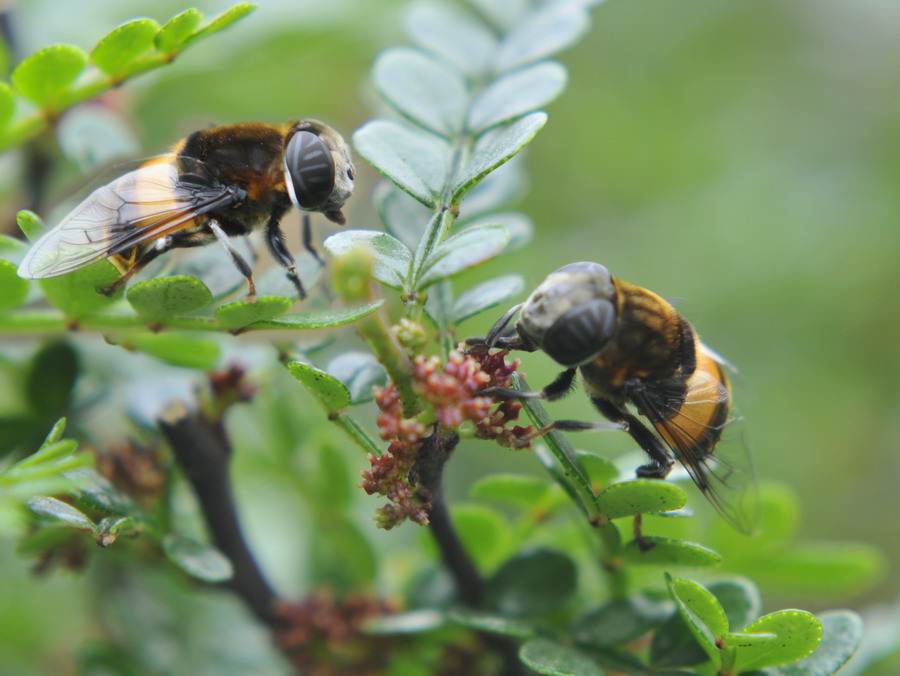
[
  {"x1": 638, "y1": 345, "x2": 759, "y2": 534},
  {"x1": 18, "y1": 159, "x2": 236, "y2": 279}
]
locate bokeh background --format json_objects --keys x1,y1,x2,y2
[{"x1": 1, "y1": 0, "x2": 898, "y2": 670}]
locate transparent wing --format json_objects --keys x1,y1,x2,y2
[
  {"x1": 638, "y1": 344, "x2": 759, "y2": 534},
  {"x1": 18, "y1": 159, "x2": 236, "y2": 279}
]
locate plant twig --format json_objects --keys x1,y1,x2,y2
[{"x1": 158, "y1": 401, "x2": 278, "y2": 625}]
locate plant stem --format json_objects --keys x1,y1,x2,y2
[
  {"x1": 158, "y1": 401, "x2": 278, "y2": 625},
  {"x1": 329, "y1": 411, "x2": 383, "y2": 457}
]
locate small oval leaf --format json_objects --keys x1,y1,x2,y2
[
  {"x1": 735, "y1": 610, "x2": 823, "y2": 672},
  {"x1": 28, "y1": 496, "x2": 95, "y2": 532},
  {"x1": 127, "y1": 276, "x2": 213, "y2": 322},
  {"x1": 38, "y1": 263, "x2": 123, "y2": 318},
  {"x1": 354, "y1": 120, "x2": 451, "y2": 207},
  {"x1": 327, "y1": 351, "x2": 386, "y2": 404},
  {"x1": 469, "y1": 473, "x2": 550, "y2": 510},
  {"x1": 667, "y1": 575, "x2": 727, "y2": 667},
  {"x1": 155, "y1": 9, "x2": 204, "y2": 53},
  {"x1": 623, "y1": 537, "x2": 722, "y2": 568},
  {"x1": 452, "y1": 112, "x2": 547, "y2": 201},
  {"x1": 287, "y1": 361, "x2": 351, "y2": 413},
  {"x1": 16, "y1": 209, "x2": 45, "y2": 242},
  {"x1": 519, "y1": 638, "x2": 604, "y2": 676},
  {"x1": 418, "y1": 224, "x2": 510, "y2": 288},
  {"x1": 487, "y1": 549, "x2": 577, "y2": 617},
  {"x1": 492, "y1": 3, "x2": 590, "y2": 74},
  {"x1": 215, "y1": 296, "x2": 292, "y2": 330},
  {"x1": 406, "y1": 2, "x2": 496, "y2": 77},
  {"x1": 448, "y1": 609, "x2": 537, "y2": 639},
  {"x1": 123, "y1": 333, "x2": 220, "y2": 370},
  {"x1": 375, "y1": 182, "x2": 431, "y2": 250},
  {"x1": 770, "y1": 611, "x2": 862, "y2": 676},
  {"x1": 451, "y1": 274, "x2": 524, "y2": 324},
  {"x1": 374, "y1": 47, "x2": 468, "y2": 137},
  {"x1": 595, "y1": 479, "x2": 687, "y2": 520},
  {"x1": 162, "y1": 533, "x2": 233, "y2": 583},
  {"x1": 12, "y1": 44, "x2": 88, "y2": 106},
  {"x1": 90, "y1": 19, "x2": 160, "y2": 76},
  {"x1": 573, "y1": 596, "x2": 673, "y2": 649},
  {"x1": 244, "y1": 301, "x2": 384, "y2": 330},
  {"x1": 0, "y1": 259, "x2": 29, "y2": 311},
  {"x1": 468, "y1": 61, "x2": 567, "y2": 133},
  {"x1": 190, "y1": 2, "x2": 257, "y2": 42},
  {"x1": 324, "y1": 230, "x2": 412, "y2": 290}
]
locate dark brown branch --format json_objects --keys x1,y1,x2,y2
[{"x1": 158, "y1": 401, "x2": 278, "y2": 626}]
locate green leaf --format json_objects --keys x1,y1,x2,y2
[
  {"x1": 622, "y1": 537, "x2": 721, "y2": 568},
  {"x1": 452, "y1": 503, "x2": 510, "y2": 572},
  {"x1": 595, "y1": 479, "x2": 687, "y2": 520},
  {"x1": 189, "y1": 2, "x2": 257, "y2": 42},
  {"x1": 161, "y1": 533, "x2": 233, "y2": 583},
  {"x1": 155, "y1": 9, "x2": 204, "y2": 54},
  {"x1": 16, "y1": 209, "x2": 44, "y2": 242},
  {"x1": 243, "y1": 301, "x2": 384, "y2": 329},
  {"x1": 708, "y1": 579, "x2": 761, "y2": 631},
  {"x1": 34, "y1": 255, "x2": 123, "y2": 318},
  {"x1": 447, "y1": 608, "x2": 537, "y2": 639},
  {"x1": 353, "y1": 120, "x2": 451, "y2": 207},
  {"x1": 487, "y1": 549, "x2": 577, "y2": 617},
  {"x1": 468, "y1": 61, "x2": 567, "y2": 133},
  {"x1": 26, "y1": 341, "x2": 78, "y2": 417},
  {"x1": 365, "y1": 609, "x2": 446, "y2": 635},
  {"x1": 42, "y1": 418, "x2": 68, "y2": 448},
  {"x1": 418, "y1": 223, "x2": 510, "y2": 288},
  {"x1": 492, "y1": 2, "x2": 590, "y2": 74},
  {"x1": 649, "y1": 611, "x2": 709, "y2": 669},
  {"x1": 127, "y1": 276, "x2": 213, "y2": 322},
  {"x1": 451, "y1": 274, "x2": 525, "y2": 324},
  {"x1": 28, "y1": 496, "x2": 96, "y2": 532},
  {"x1": 373, "y1": 47, "x2": 468, "y2": 137},
  {"x1": 469, "y1": 473, "x2": 551, "y2": 510},
  {"x1": 214, "y1": 296, "x2": 292, "y2": 330},
  {"x1": 461, "y1": 157, "x2": 525, "y2": 217},
  {"x1": 667, "y1": 575, "x2": 727, "y2": 667},
  {"x1": 11, "y1": 439, "x2": 78, "y2": 472},
  {"x1": 577, "y1": 451, "x2": 619, "y2": 491},
  {"x1": 720, "y1": 631, "x2": 778, "y2": 649},
  {"x1": 122, "y1": 333, "x2": 220, "y2": 370},
  {"x1": 375, "y1": 182, "x2": 431, "y2": 250},
  {"x1": 310, "y1": 515, "x2": 377, "y2": 593},
  {"x1": 519, "y1": 638, "x2": 605, "y2": 676},
  {"x1": 0, "y1": 259, "x2": 29, "y2": 311},
  {"x1": 573, "y1": 596, "x2": 673, "y2": 649},
  {"x1": 751, "y1": 540, "x2": 885, "y2": 597},
  {"x1": 66, "y1": 467, "x2": 136, "y2": 516},
  {"x1": 323, "y1": 230, "x2": 412, "y2": 290},
  {"x1": 452, "y1": 112, "x2": 547, "y2": 201},
  {"x1": 406, "y1": 1, "x2": 496, "y2": 78},
  {"x1": 733, "y1": 609, "x2": 822, "y2": 672},
  {"x1": 327, "y1": 352, "x2": 386, "y2": 404},
  {"x1": 0, "y1": 81, "x2": 14, "y2": 129},
  {"x1": 769, "y1": 611, "x2": 862, "y2": 676},
  {"x1": 90, "y1": 19, "x2": 160, "y2": 76},
  {"x1": 11, "y1": 44, "x2": 88, "y2": 106},
  {"x1": 287, "y1": 361, "x2": 351, "y2": 413}
]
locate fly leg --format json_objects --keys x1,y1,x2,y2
[
  {"x1": 301, "y1": 213, "x2": 325, "y2": 267},
  {"x1": 98, "y1": 238, "x2": 172, "y2": 296},
  {"x1": 265, "y1": 216, "x2": 306, "y2": 300},
  {"x1": 209, "y1": 219, "x2": 258, "y2": 301}
]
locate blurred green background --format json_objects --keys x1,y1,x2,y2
[{"x1": 1, "y1": 0, "x2": 899, "y2": 669}]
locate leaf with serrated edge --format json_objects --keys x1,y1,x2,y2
[
  {"x1": 452, "y1": 113, "x2": 547, "y2": 201},
  {"x1": 12, "y1": 45, "x2": 88, "y2": 106},
  {"x1": 354, "y1": 120, "x2": 450, "y2": 207},
  {"x1": 374, "y1": 47, "x2": 468, "y2": 137},
  {"x1": 90, "y1": 19, "x2": 160, "y2": 76}
]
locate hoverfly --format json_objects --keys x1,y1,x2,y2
[
  {"x1": 468, "y1": 261, "x2": 758, "y2": 533},
  {"x1": 17, "y1": 119, "x2": 355, "y2": 300}
]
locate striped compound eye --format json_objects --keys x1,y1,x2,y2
[{"x1": 284, "y1": 130, "x2": 335, "y2": 211}]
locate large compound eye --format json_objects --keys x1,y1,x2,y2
[
  {"x1": 542, "y1": 299, "x2": 616, "y2": 367},
  {"x1": 284, "y1": 130, "x2": 335, "y2": 210}
]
